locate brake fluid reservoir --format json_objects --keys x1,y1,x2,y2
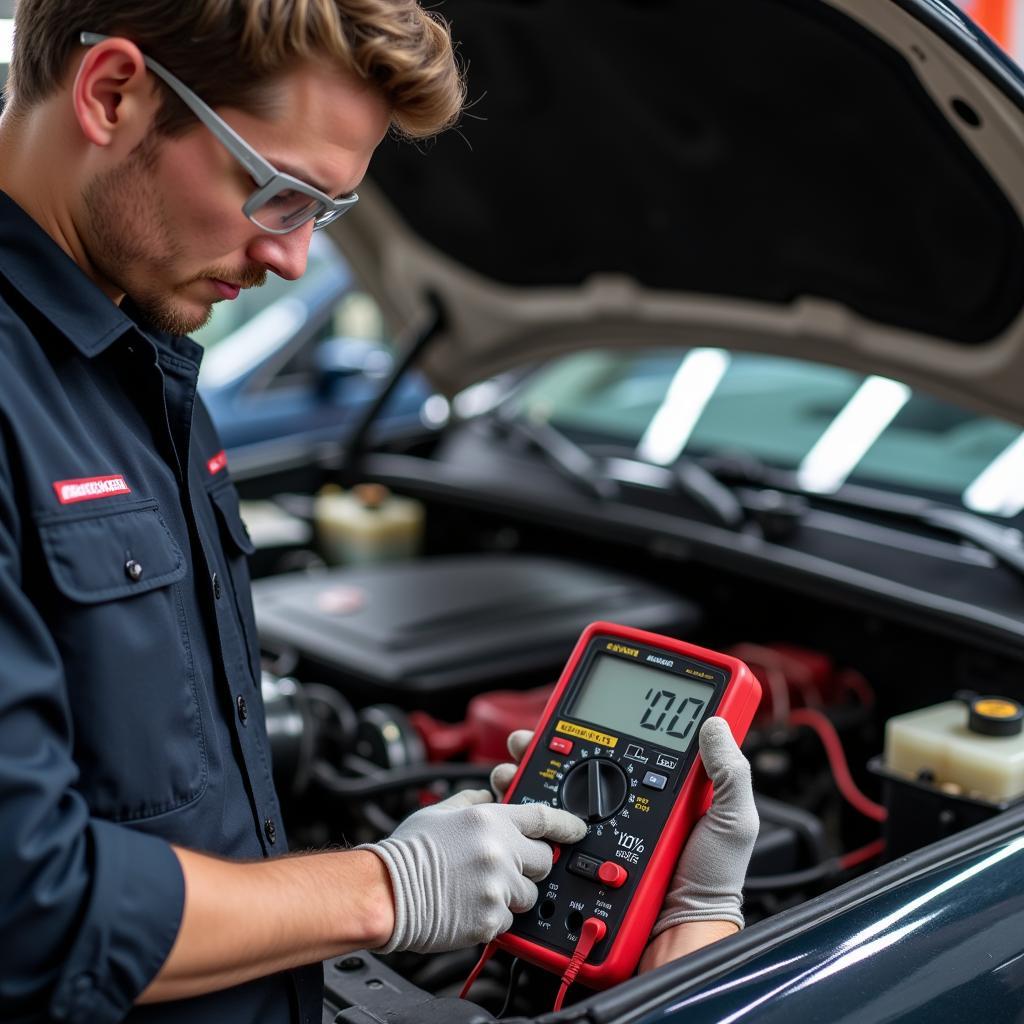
[
  {"x1": 884, "y1": 696, "x2": 1024, "y2": 803},
  {"x1": 315, "y1": 483, "x2": 424, "y2": 566}
]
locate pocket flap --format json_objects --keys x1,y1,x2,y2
[
  {"x1": 38, "y1": 501, "x2": 186, "y2": 603},
  {"x1": 207, "y1": 483, "x2": 256, "y2": 556}
]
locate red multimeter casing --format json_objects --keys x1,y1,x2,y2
[{"x1": 494, "y1": 621, "x2": 761, "y2": 988}]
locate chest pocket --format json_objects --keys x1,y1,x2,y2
[
  {"x1": 36, "y1": 499, "x2": 209, "y2": 821},
  {"x1": 206, "y1": 480, "x2": 261, "y2": 686}
]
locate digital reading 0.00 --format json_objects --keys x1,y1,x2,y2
[{"x1": 569, "y1": 654, "x2": 714, "y2": 753}]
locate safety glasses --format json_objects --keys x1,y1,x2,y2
[{"x1": 80, "y1": 32, "x2": 359, "y2": 234}]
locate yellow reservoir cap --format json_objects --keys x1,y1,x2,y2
[
  {"x1": 974, "y1": 699, "x2": 1020, "y2": 718},
  {"x1": 969, "y1": 696, "x2": 1023, "y2": 737}
]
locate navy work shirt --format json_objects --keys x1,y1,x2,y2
[{"x1": 0, "y1": 191, "x2": 324, "y2": 1023}]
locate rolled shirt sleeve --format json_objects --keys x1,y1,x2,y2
[
  {"x1": 0, "y1": 451, "x2": 184, "y2": 1023},
  {"x1": 46, "y1": 823, "x2": 184, "y2": 1023}
]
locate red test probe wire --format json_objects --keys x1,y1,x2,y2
[
  {"x1": 459, "y1": 940, "x2": 497, "y2": 1000},
  {"x1": 553, "y1": 916, "x2": 607, "y2": 1011}
]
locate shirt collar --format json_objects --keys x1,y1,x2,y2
[
  {"x1": 0, "y1": 189, "x2": 205, "y2": 368},
  {"x1": 122, "y1": 298, "x2": 204, "y2": 368},
  {"x1": 0, "y1": 189, "x2": 139, "y2": 358}
]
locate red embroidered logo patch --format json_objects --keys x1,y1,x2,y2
[
  {"x1": 207, "y1": 450, "x2": 228, "y2": 476},
  {"x1": 53, "y1": 474, "x2": 131, "y2": 505}
]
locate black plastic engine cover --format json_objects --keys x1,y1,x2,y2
[{"x1": 252, "y1": 554, "x2": 701, "y2": 707}]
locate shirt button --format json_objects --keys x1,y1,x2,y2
[
  {"x1": 124, "y1": 559, "x2": 143, "y2": 582},
  {"x1": 236, "y1": 694, "x2": 248, "y2": 724},
  {"x1": 74, "y1": 973, "x2": 95, "y2": 993},
  {"x1": 212, "y1": 572, "x2": 222, "y2": 599},
  {"x1": 264, "y1": 818, "x2": 277, "y2": 845}
]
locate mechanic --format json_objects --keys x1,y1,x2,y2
[{"x1": 0, "y1": 2, "x2": 759, "y2": 1022}]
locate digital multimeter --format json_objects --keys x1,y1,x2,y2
[{"x1": 494, "y1": 621, "x2": 761, "y2": 988}]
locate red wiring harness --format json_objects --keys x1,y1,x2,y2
[
  {"x1": 788, "y1": 708, "x2": 887, "y2": 823},
  {"x1": 732, "y1": 643, "x2": 877, "y2": 725},
  {"x1": 838, "y1": 838, "x2": 886, "y2": 869}
]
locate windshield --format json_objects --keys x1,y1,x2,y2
[{"x1": 512, "y1": 348, "x2": 1024, "y2": 520}]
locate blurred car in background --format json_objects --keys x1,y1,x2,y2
[{"x1": 194, "y1": 234, "x2": 431, "y2": 474}]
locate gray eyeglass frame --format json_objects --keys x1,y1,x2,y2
[{"x1": 79, "y1": 32, "x2": 358, "y2": 234}]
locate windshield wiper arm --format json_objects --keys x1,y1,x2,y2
[
  {"x1": 806, "y1": 485, "x2": 1024, "y2": 579},
  {"x1": 909, "y1": 505, "x2": 1024, "y2": 577},
  {"x1": 695, "y1": 450, "x2": 1024, "y2": 571},
  {"x1": 494, "y1": 414, "x2": 620, "y2": 500},
  {"x1": 493, "y1": 413, "x2": 748, "y2": 530},
  {"x1": 668, "y1": 457, "x2": 747, "y2": 530}
]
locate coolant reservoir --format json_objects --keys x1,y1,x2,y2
[
  {"x1": 884, "y1": 696, "x2": 1024, "y2": 803},
  {"x1": 314, "y1": 483, "x2": 424, "y2": 566}
]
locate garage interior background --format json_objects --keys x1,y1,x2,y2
[{"x1": 1, "y1": 1, "x2": 1024, "y2": 95}]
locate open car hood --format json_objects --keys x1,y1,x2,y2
[{"x1": 332, "y1": 0, "x2": 1024, "y2": 426}]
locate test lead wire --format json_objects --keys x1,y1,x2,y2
[
  {"x1": 553, "y1": 917, "x2": 607, "y2": 1011},
  {"x1": 458, "y1": 940, "x2": 497, "y2": 1000}
]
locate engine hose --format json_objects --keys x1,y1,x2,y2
[
  {"x1": 310, "y1": 758, "x2": 496, "y2": 797},
  {"x1": 744, "y1": 860, "x2": 840, "y2": 891},
  {"x1": 745, "y1": 837, "x2": 885, "y2": 891}
]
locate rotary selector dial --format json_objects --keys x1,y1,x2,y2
[{"x1": 560, "y1": 757, "x2": 628, "y2": 823}]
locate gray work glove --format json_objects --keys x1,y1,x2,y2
[
  {"x1": 489, "y1": 729, "x2": 534, "y2": 796},
  {"x1": 490, "y1": 718, "x2": 758, "y2": 934},
  {"x1": 652, "y1": 717, "x2": 758, "y2": 934},
  {"x1": 362, "y1": 788, "x2": 587, "y2": 954}
]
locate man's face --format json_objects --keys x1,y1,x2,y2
[{"x1": 81, "y1": 61, "x2": 391, "y2": 335}]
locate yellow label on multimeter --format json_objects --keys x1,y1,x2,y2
[{"x1": 555, "y1": 720, "x2": 618, "y2": 748}]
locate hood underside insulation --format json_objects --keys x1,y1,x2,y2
[{"x1": 367, "y1": 0, "x2": 1024, "y2": 345}]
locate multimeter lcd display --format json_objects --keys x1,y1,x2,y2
[{"x1": 570, "y1": 654, "x2": 715, "y2": 753}]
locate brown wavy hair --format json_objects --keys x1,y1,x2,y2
[{"x1": 6, "y1": 0, "x2": 464, "y2": 139}]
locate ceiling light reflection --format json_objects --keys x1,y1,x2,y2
[
  {"x1": 963, "y1": 432, "x2": 1024, "y2": 517},
  {"x1": 636, "y1": 348, "x2": 731, "y2": 465},
  {"x1": 797, "y1": 376, "x2": 911, "y2": 493}
]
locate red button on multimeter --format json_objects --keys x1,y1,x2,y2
[
  {"x1": 597, "y1": 861, "x2": 628, "y2": 888},
  {"x1": 494, "y1": 621, "x2": 761, "y2": 989}
]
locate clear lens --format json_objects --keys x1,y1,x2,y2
[
  {"x1": 312, "y1": 207, "x2": 345, "y2": 231},
  {"x1": 249, "y1": 188, "x2": 324, "y2": 233}
]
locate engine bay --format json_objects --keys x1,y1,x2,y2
[{"x1": 242, "y1": 482, "x2": 1024, "y2": 1021}]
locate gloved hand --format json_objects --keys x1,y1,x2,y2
[
  {"x1": 489, "y1": 718, "x2": 758, "y2": 933},
  {"x1": 489, "y1": 729, "x2": 534, "y2": 796},
  {"x1": 651, "y1": 716, "x2": 758, "y2": 934},
  {"x1": 361, "y1": 788, "x2": 587, "y2": 954}
]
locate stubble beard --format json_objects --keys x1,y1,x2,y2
[{"x1": 82, "y1": 135, "x2": 223, "y2": 336}]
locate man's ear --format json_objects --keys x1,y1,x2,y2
[{"x1": 72, "y1": 38, "x2": 158, "y2": 149}]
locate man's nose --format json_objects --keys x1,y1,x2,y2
[{"x1": 245, "y1": 221, "x2": 315, "y2": 281}]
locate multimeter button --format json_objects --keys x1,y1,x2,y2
[
  {"x1": 550, "y1": 843, "x2": 562, "y2": 865},
  {"x1": 568, "y1": 852, "x2": 602, "y2": 879},
  {"x1": 597, "y1": 861, "x2": 629, "y2": 888},
  {"x1": 549, "y1": 736, "x2": 574, "y2": 755},
  {"x1": 642, "y1": 771, "x2": 668, "y2": 790}
]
